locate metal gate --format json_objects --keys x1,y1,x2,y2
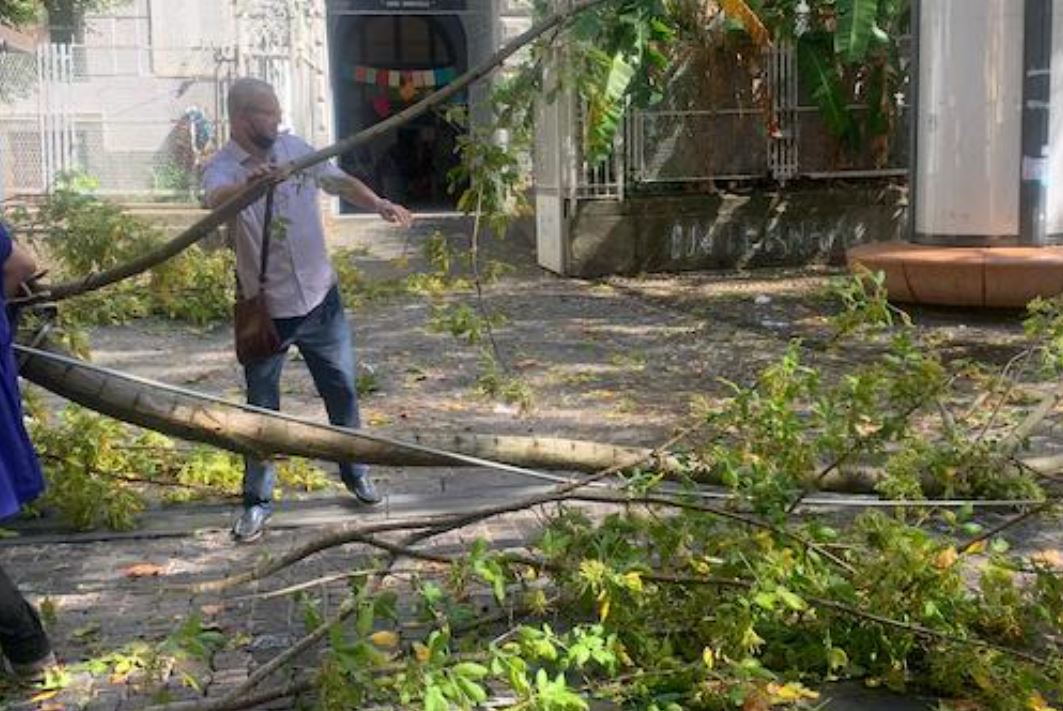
[
  {"x1": 0, "y1": 44, "x2": 76, "y2": 200},
  {"x1": 36, "y1": 44, "x2": 77, "y2": 194}
]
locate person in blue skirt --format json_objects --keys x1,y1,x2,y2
[{"x1": 0, "y1": 221, "x2": 56, "y2": 679}]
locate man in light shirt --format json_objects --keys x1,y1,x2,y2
[{"x1": 202, "y1": 77, "x2": 413, "y2": 543}]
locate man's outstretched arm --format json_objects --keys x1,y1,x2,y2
[{"x1": 319, "y1": 173, "x2": 413, "y2": 228}]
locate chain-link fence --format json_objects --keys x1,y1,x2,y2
[{"x1": 0, "y1": 118, "x2": 44, "y2": 196}]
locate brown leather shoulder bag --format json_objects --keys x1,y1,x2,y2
[{"x1": 233, "y1": 186, "x2": 281, "y2": 365}]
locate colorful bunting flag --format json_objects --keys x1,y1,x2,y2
[{"x1": 351, "y1": 65, "x2": 457, "y2": 89}]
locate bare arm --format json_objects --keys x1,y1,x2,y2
[
  {"x1": 3, "y1": 241, "x2": 38, "y2": 299},
  {"x1": 204, "y1": 165, "x2": 286, "y2": 209},
  {"x1": 319, "y1": 173, "x2": 413, "y2": 227}
]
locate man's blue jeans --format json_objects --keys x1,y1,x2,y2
[{"x1": 242, "y1": 285, "x2": 367, "y2": 509}]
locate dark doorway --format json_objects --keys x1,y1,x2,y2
[{"x1": 329, "y1": 13, "x2": 468, "y2": 212}]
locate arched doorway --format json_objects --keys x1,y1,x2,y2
[{"x1": 329, "y1": 13, "x2": 468, "y2": 212}]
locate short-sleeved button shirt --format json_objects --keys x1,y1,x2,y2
[{"x1": 202, "y1": 134, "x2": 347, "y2": 319}]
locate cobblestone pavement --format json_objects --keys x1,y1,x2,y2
[
  {"x1": 0, "y1": 484, "x2": 944, "y2": 711},
  {"x1": 0, "y1": 474, "x2": 557, "y2": 710},
  {"x1": 0, "y1": 219, "x2": 1055, "y2": 709}
]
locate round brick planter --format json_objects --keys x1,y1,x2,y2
[{"x1": 847, "y1": 242, "x2": 1063, "y2": 308}]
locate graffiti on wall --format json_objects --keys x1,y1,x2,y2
[{"x1": 666, "y1": 215, "x2": 881, "y2": 264}]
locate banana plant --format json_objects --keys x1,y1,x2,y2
[
  {"x1": 556, "y1": 0, "x2": 910, "y2": 165},
  {"x1": 835, "y1": 0, "x2": 883, "y2": 62},
  {"x1": 565, "y1": 0, "x2": 675, "y2": 163},
  {"x1": 743, "y1": 0, "x2": 909, "y2": 158}
]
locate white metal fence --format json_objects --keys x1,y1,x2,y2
[{"x1": 0, "y1": 42, "x2": 231, "y2": 202}]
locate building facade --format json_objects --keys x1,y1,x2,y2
[{"x1": 0, "y1": 0, "x2": 533, "y2": 207}]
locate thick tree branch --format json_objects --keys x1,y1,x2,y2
[
  {"x1": 144, "y1": 678, "x2": 314, "y2": 711},
  {"x1": 19, "y1": 342, "x2": 661, "y2": 477}
]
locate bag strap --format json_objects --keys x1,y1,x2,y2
[{"x1": 258, "y1": 185, "x2": 276, "y2": 286}]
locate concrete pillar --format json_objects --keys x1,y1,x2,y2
[
  {"x1": 913, "y1": 0, "x2": 1063, "y2": 246},
  {"x1": 913, "y1": 0, "x2": 1024, "y2": 246}
]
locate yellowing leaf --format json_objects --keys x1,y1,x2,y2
[
  {"x1": 965, "y1": 540, "x2": 988, "y2": 555},
  {"x1": 1029, "y1": 692, "x2": 1059, "y2": 711},
  {"x1": 767, "y1": 681, "x2": 820, "y2": 703},
  {"x1": 29, "y1": 690, "x2": 59, "y2": 703},
  {"x1": 720, "y1": 0, "x2": 771, "y2": 47},
  {"x1": 413, "y1": 642, "x2": 431, "y2": 663},
  {"x1": 741, "y1": 625, "x2": 765, "y2": 651},
  {"x1": 702, "y1": 647, "x2": 715, "y2": 669},
  {"x1": 933, "y1": 547, "x2": 958, "y2": 570},
  {"x1": 621, "y1": 571, "x2": 643, "y2": 592},
  {"x1": 971, "y1": 666, "x2": 995, "y2": 692},
  {"x1": 368, "y1": 630, "x2": 400, "y2": 648},
  {"x1": 853, "y1": 418, "x2": 879, "y2": 437},
  {"x1": 598, "y1": 597, "x2": 611, "y2": 623}
]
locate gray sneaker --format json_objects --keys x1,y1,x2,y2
[
  {"x1": 343, "y1": 474, "x2": 382, "y2": 505},
  {"x1": 232, "y1": 505, "x2": 272, "y2": 543}
]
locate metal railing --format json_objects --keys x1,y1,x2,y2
[{"x1": 574, "y1": 40, "x2": 911, "y2": 201}]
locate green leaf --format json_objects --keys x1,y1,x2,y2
[
  {"x1": 835, "y1": 0, "x2": 881, "y2": 62},
  {"x1": 424, "y1": 684, "x2": 448, "y2": 711},
  {"x1": 453, "y1": 662, "x2": 489, "y2": 680},
  {"x1": 584, "y1": 52, "x2": 636, "y2": 163},
  {"x1": 455, "y1": 675, "x2": 488, "y2": 704},
  {"x1": 797, "y1": 34, "x2": 859, "y2": 148},
  {"x1": 828, "y1": 647, "x2": 850, "y2": 671},
  {"x1": 777, "y1": 588, "x2": 808, "y2": 611},
  {"x1": 754, "y1": 592, "x2": 777, "y2": 610}
]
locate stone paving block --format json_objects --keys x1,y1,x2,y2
[
  {"x1": 82, "y1": 694, "x2": 125, "y2": 711},
  {"x1": 208, "y1": 670, "x2": 248, "y2": 690},
  {"x1": 152, "y1": 682, "x2": 204, "y2": 704}
]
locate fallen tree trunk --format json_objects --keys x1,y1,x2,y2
[
  {"x1": 17, "y1": 344, "x2": 656, "y2": 474},
  {"x1": 16, "y1": 346, "x2": 1054, "y2": 497}
]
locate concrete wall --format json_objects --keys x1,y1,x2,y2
[{"x1": 563, "y1": 186, "x2": 908, "y2": 276}]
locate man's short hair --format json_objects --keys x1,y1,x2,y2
[{"x1": 228, "y1": 78, "x2": 275, "y2": 119}]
